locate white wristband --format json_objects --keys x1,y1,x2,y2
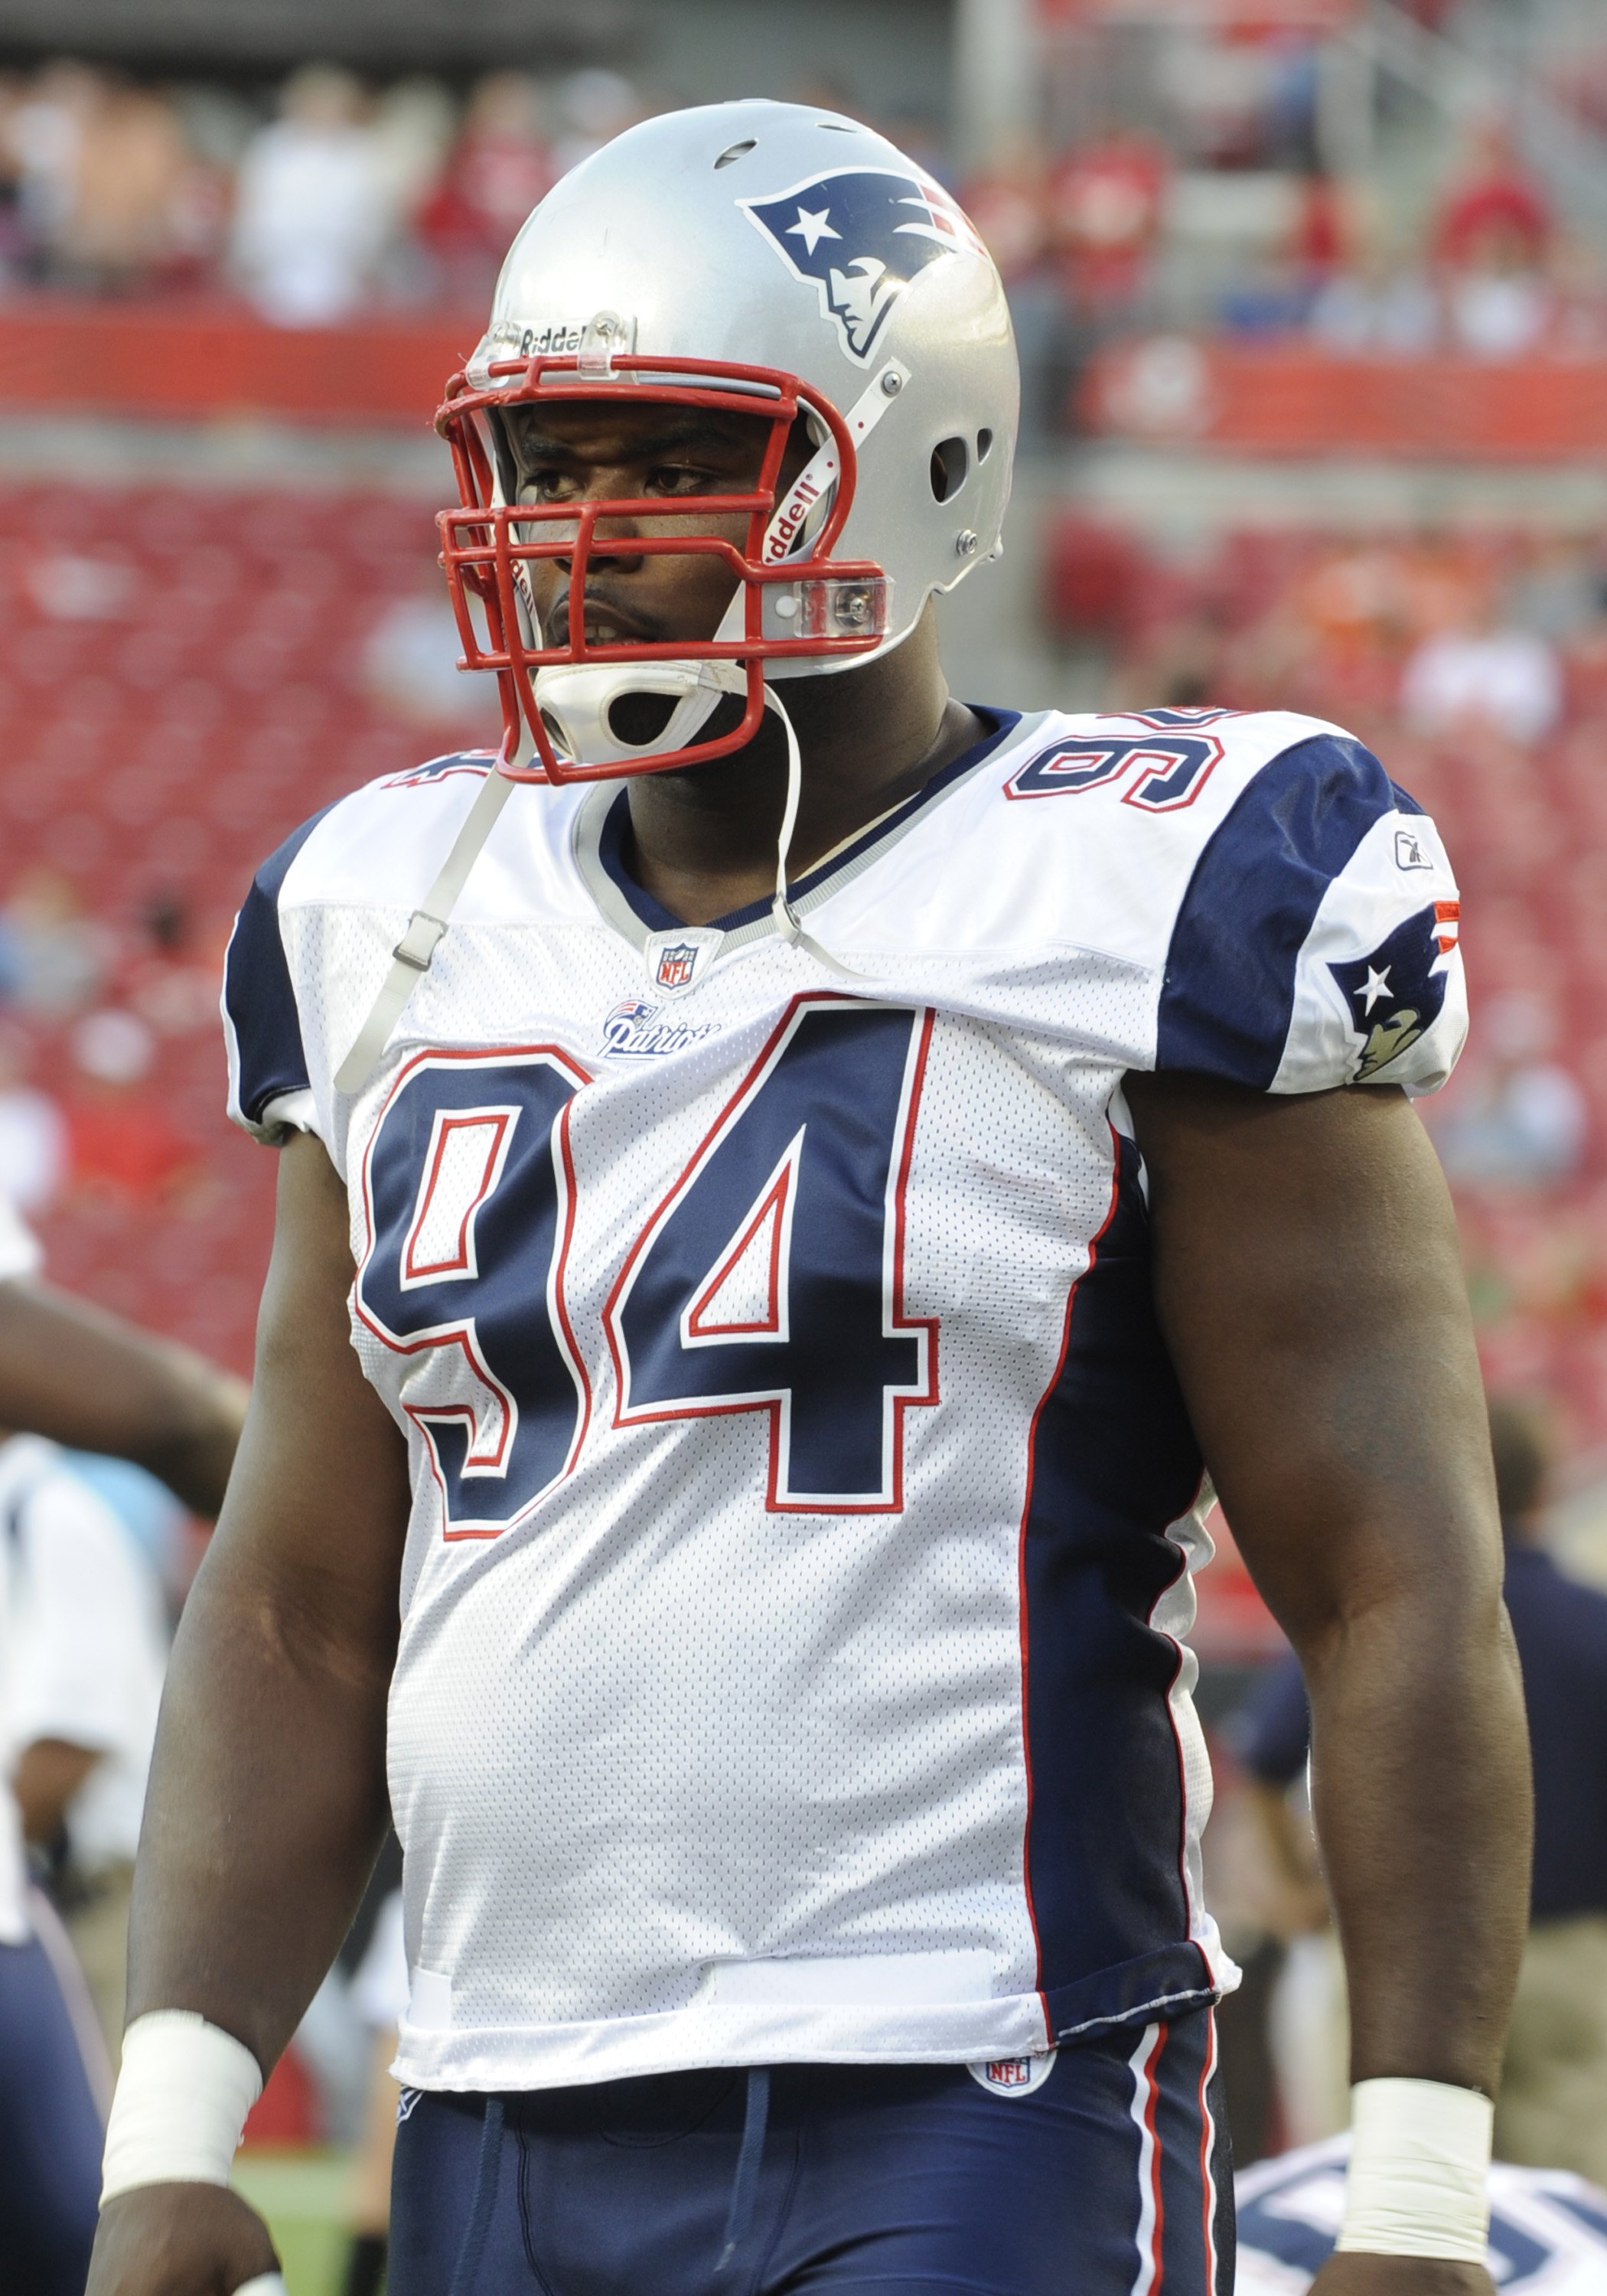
[
  {"x1": 101, "y1": 2010, "x2": 264, "y2": 2204},
  {"x1": 1337, "y1": 2077, "x2": 1493, "y2": 2263}
]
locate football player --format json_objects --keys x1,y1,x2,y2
[
  {"x1": 90, "y1": 103, "x2": 1526, "y2": 2296},
  {"x1": 0, "y1": 1189, "x2": 244, "y2": 2294}
]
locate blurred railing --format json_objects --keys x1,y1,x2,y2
[
  {"x1": 0, "y1": 299, "x2": 475, "y2": 425},
  {"x1": 1081, "y1": 336, "x2": 1607, "y2": 458}
]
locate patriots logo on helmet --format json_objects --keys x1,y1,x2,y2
[
  {"x1": 740, "y1": 169, "x2": 983, "y2": 363},
  {"x1": 1329, "y1": 903, "x2": 1453, "y2": 1082}
]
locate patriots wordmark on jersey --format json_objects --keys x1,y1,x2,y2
[{"x1": 223, "y1": 705, "x2": 1465, "y2": 2096}]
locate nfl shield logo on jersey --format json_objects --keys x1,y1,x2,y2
[
  {"x1": 656, "y1": 942, "x2": 699, "y2": 991},
  {"x1": 741, "y1": 169, "x2": 983, "y2": 362},
  {"x1": 644, "y1": 927, "x2": 721, "y2": 996},
  {"x1": 966, "y1": 2050, "x2": 1057, "y2": 2099}
]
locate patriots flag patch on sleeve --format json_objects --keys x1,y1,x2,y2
[
  {"x1": 741, "y1": 168, "x2": 984, "y2": 361},
  {"x1": 1328, "y1": 902, "x2": 1454, "y2": 1082}
]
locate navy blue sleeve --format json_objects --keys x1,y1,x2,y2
[
  {"x1": 223, "y1": 807, "x2": 331, "y2": 1134},
  {"x1": 1156, "y1": 735, "x2": 1430, "y2": 1091},
  {"x1": 1229, "y1": 1652, "x2": 1312, "y2": 1787}
]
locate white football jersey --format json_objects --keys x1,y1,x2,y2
[{"x1": 223, "y1": 704, "x2": 1466, "y2": 2095}]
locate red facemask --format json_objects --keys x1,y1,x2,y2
[{"x1": 435, "y1": 349, "x2": 891, "y2": 784}]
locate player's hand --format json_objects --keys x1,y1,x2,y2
[
  {"x1": 86, "y1": 2182, "x2": 280, "y2": 2294},
  {"x1": 1308, "y1": 2255, "x2": 1497, "y2": 2295}
]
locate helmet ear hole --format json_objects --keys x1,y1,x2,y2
[
  {"x1": 606, "y1": 691, "x2": 679, "y2": 748},
  {"x1": 931, "y1": 437, "x2": 969, "y2": 504},
  {"x1": 976, "y1": 428, "x2": 995, "y2": 462}
]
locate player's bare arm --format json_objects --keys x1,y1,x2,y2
[
  {"x1": 1127, "y1": 1071, "x2": 1531, "y2": 2296},
  {"x1": 88, "y1": 1131, "x2": 410, "y2": 2296},
  {"x1": 0, "y1": 1277, "x2": 248, "y2": 1515}
]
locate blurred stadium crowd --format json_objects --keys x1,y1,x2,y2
[
  {"x1": 976, "y1": 106, "x2": 1607, "y2": 383},
  {"x1": 0, "y1": 60, "x2": 640, "y2": 320},
  {"x1": 0, "y1": 22, "x2": 1602, "y2": 397}
]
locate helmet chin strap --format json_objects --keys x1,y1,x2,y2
[
  {"x1": 533, "y1": 656, "x2": 741, "y2": 770},
  {"x1": 334, "y1": 682, "x2": 863, "y2": 1099},
  {"x1": 765, "y1": 682, "x2": 864, "y2": 983},
  {"x1": 539, "y1": 655, "x2": 862, "y2": 979},
  {"x1": 334, "y1": 737, "x2": 522, "y2": 1095}
]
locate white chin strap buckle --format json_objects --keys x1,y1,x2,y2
[{"x1": 532, "y1": 659, "x2": 741, "y2": 771}]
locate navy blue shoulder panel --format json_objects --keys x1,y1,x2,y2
[
  {"x1": 1156, "y1": 733, "x2": 1409, "y2": 1090},
  {"x1": 224, "y1": 804, "x2": 334, "y2": 1127}
]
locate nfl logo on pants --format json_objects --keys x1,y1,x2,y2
[{"x1": 968, "y1": 2052, "x2": 1057, "y2": 2098}]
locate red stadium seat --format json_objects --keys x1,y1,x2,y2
[{"x1": 2, "y1": 481, "x2": 491, "y2": 1375}]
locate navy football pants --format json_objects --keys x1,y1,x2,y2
[
  {"x1": 0, "y1": 1923, "x2": 106, "y2": 2296},
  {"x1": 390, "y1": 2007, "x2": 1232, "y2": 2296}
]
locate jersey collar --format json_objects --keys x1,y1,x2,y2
[{"x1": 573, "y1": 706, "x2": 1028, "y2": 958}]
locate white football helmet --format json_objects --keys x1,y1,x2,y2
[{"x1": 435, "y1": 98, "x2": 1019, "y2": 781}]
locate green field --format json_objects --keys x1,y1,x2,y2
[{"x1": 232, "y1": 2150, "x2": 361, "y2": 2296}]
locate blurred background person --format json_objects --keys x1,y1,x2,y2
[
  {"x1": 60, "y1": 1007, "x2": 204, "y2": 1212},
  {"x1": 0, "y1": 1019, "x2": 66, "y2": 1219},
  {"x1": 549, "y1": 65, "x2": 641, "y2": 178},
  {"x1": 48, "y1": 77, "x2": 190, "y2": 295},
  {"x1": 5, "y1": 1414, "x2": 169, "y2": 2063},
  {"x1": 1307, "y1": 236, "x2": 1439, "y2": 357},
  {"x1": 0, "y1": 1186, "x2": 241, "y2": 2294},
  {"x1": 1490, "y1": 1397, "x2": 1607, "y2": 2184},
  {"x1": 2, "y1": 866, "x2": 109, "y2": 1022},
  {"x1": 2, "y1": 60, "x2": 101, "y2": 285},
  {"x1": 1431, "y1": 993, "x2": 1588, "y2": 1193},
  {"x1": 340, "y1": 1866, "x2": 407, "y2": 2296},
  {"x1": 1231, "y1": 1622, "x2": 1351, "y2": 2151},
  {"x1": 416, "y1": 71, "x2": 553, "y2": 308},
  {"x1": 1229, "y1": 1394, "x2": 1607, "y2": 2183},
  {"x1": 0, "y1": 1192, "x2": 243, "y2": 1522},
  {"x1": 230, "y1": 64, "x2": 393, "y2": 325},
  {"x1": 1401, "y1": 587, "x2": 1565, "y2": 748}
]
